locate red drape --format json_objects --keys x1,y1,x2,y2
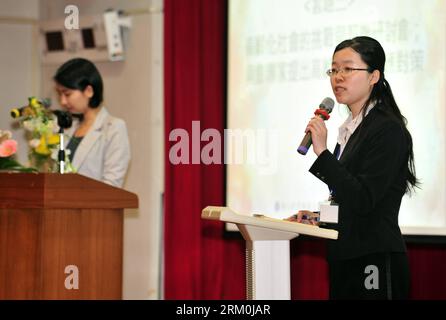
[
  {"x1": 164, "y1": 0, "x2": 446, "y2": 300},
  {"x1": 164, "y1": 0, "x2": 245, "y2": 299}
]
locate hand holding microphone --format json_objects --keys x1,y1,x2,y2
[{"x1": 297, "y1": 97, "x2": 334, "y2": 156}]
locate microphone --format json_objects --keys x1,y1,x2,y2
[
  {"x1": 53, "y1": 110, "x2": 73, "y2": 129},
  {"x1": 297, "y1": 97, "x2": 335, "y2": 155},
  {"x1": 10, "y1": 98, "x2": 52, "y2": 118}
]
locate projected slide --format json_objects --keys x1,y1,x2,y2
[{"x1": 226, "y1": 0, "x2": 446, "y2": 235}]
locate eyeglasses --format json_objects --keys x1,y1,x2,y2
[{"x1": 326, "y1": 67, "x2": 370, "y2": 77}]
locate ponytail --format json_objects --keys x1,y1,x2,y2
[{"x1": 363, "y1": 75, "x2": 420, "y2": 194}]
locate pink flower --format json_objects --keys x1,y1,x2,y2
[{"x1": 0, "y1": 139, "x2": 17, "y2": 157}]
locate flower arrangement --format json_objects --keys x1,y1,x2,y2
[
  {"x1": 12, "y1": 97, "x2": 75, "y2": 173},
  {"x1": 0, "y1": 130, "x2": 37, "y2": 172}
]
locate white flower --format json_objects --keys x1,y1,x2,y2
[
  {"x1": 0, "y1": 130, "x2": 12, "y2": 140},
  {"x1": 29, "y1": 139, "x2": 41, "y2": 148},
  {"x1": 23, "y1": 120, "x2": 36, "y2": 131},
  {"x1": 51, "y1": 115, "x2": 61, "y2": 133}
]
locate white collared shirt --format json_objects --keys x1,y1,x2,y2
[{"x1": 337, "y1": 103, "x2": 376, "y2": 158}]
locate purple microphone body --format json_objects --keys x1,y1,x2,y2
[{"x1": 297, "y1": 97, "x2": 335, "y2": 155}]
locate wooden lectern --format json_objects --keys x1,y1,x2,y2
[
  {"x1": 202, "y1": 206, "x2": 338, "y2": 300},
  {"x1": 0, "y1": 172, "x2": 138, "y2": 300}
]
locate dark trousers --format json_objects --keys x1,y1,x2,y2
[{"x1": 328, "y1": 252, "x2": 410, "y2": 300}]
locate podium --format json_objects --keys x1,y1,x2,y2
[
  {"x1": 0, "y1": 172, "x2": 138, "y2": 299},
  {"x1": 202, "y1": 206, "x2": 338, "y2": 300}
]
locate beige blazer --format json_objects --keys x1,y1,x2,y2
[{"x1": 67, "y1": 107, "x2": 130, "y2": 188}]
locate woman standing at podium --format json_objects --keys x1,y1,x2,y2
[
  {"x1": 293, "y1": 37, "x2": 418, "y2": 299},
  {"x1": 54, "y1": 58, "x2": 130, "y2": 188}
]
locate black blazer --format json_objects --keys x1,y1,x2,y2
[{"x1": 309, "y1": 104, "x2": 409, "y2": 261}]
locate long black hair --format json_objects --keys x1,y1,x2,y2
[
  {"x1": 54, "y1": 58, "x2": 103, "y2": 108},
  {"x1": 334, "y1": 36, "x2": 419, "y2": 194}
]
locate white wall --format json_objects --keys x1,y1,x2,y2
[
  {"x1": 0, "y1": 0, "x2": 40, "y2": 163},
  {"x1": 39, "y1": 0, "x2": 164, "y2": 299}
]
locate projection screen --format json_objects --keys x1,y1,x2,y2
[{"x1": 226, "y1": 0, "x2": 446, "y2": 235}]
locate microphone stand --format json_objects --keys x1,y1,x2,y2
[
  {"x1": 58, "y1": 127, "x2": 66, "y2": 174},
  {"x1": 53, "y1": 110, "x2": 72, "y2": 174}
]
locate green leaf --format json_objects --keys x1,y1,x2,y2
[{"x1": 0, "y1": 157, "x2": 38, "y2": 173}]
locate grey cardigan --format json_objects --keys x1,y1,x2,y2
[{"x1": 67, "y1": 107, "x2": 130, "y2": 188}]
